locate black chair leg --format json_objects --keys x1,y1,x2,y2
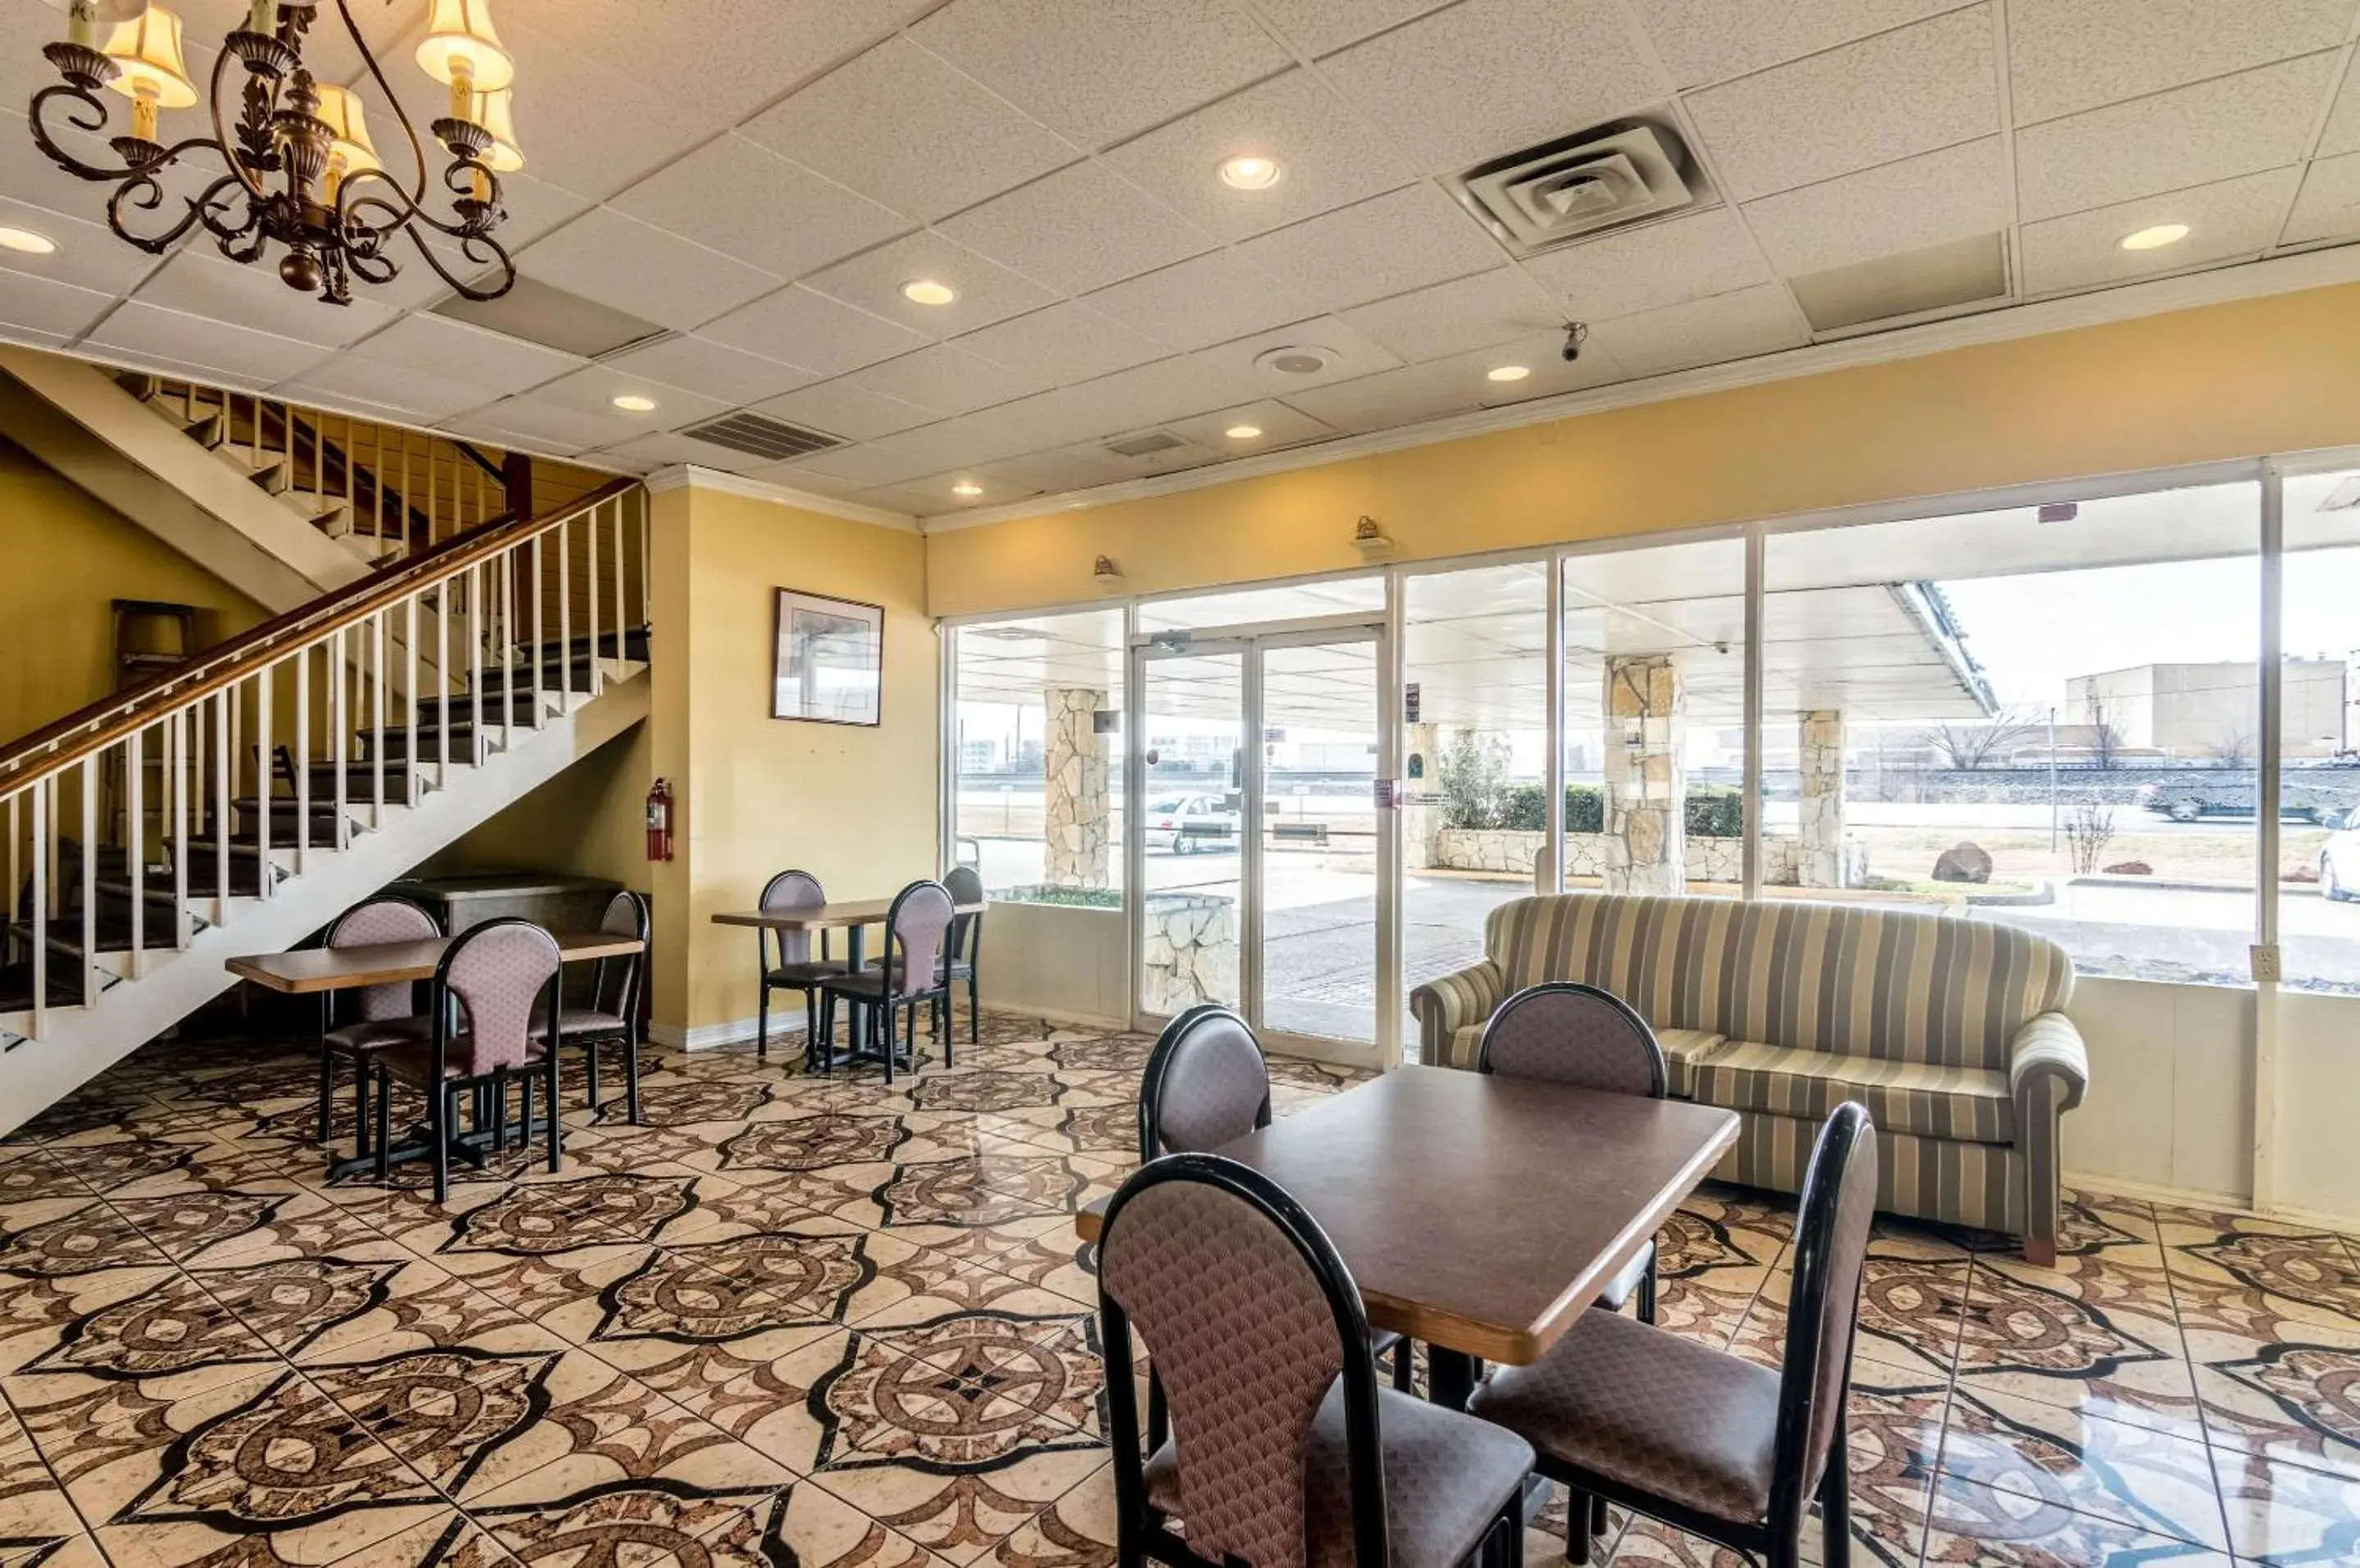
[
  {"x1": 968, "y1": 973, "x2": 978, "y2": 1044},
  {"x1": 430, "y1": 1083, "x2": 451, "y2": 1207},
  {"x1": 1392, "y1": 1340, "x2": 1414, "y2": 1391},
  {"x1": 880, "y1": 1001, "x2": 896, "y2": 1087},
  {"x1": 316, "y1": 1047, "x2": 334, "y2": 1144},
  {"x1": 584, "y1": 1035, "x2": 601, "y2": 1113},
  {"x1": 544, "y1": 1057, "x2": 562, "y2": 1172},
  {"x1": 353, "y1": 1058, "x2": 371, "y2": 1153},
  {"x1": 623, "y1": 1026, "x2": 642, "y2": 1125},
  {"x1": 1564, "y1": 1489, "x2": 1594, "y2": 1566},
  {"x1": 372, "y1": 1065, "x2": 392, "y2": 1183},
  {"x1": 492, "y1": 1067, "x2": 510, "y2": 1155},
  {"x1": 1638, "y1": 1247, "x2": 1658, "y2": 1325},
  {"x1": 757, "y1": 982, "x2": 770, "y2": 1060},
  {"x1": 520, "y1": 1072, "x2": 534, "y2": 1155},
  {"x1": 1819, "y1": 1404, "x2": 1853, "y2": 1568},
  {"x1": 1590, "y1": 1496, "x2": 1608, "y2": 1537}
]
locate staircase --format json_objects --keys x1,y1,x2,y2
[{"x1": 0, "y1": 478, "x2": 652, "y2": 1135}]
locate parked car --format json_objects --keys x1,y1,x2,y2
[
  {"x1": 2321, "y1": 810, "x2": 2360, "y2": 900},
  {"x1": 2137, "y1": 777, "x2": 2360, "y2": 824},
  {"x1": 1143, "y1": 794, "x2": 1237, "y2": 853}
]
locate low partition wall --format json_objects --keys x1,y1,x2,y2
[{"x1": 974, "y1": 888, "x2": 1243, "y2": 1026}]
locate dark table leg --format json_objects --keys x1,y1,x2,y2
[{"x1": 1427, "y1": 1347, "x2": 1477, "y2": 1411}]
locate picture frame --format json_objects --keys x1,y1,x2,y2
[{"x1": 771, "y1": 588, "x2": 883, "y2": 726}]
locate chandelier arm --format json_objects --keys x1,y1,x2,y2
[
  {"x1": 336, "y1": 0, "x2": 429, "y2": 205},
  {"x1": 26, "y1": 81, "x2": 134, "y2": 180},
  {"x1": 204, "y1": 41, "x2": 273, "y2": 203},
  {"x1": 107, "y1": 166, "x2": 254, "y2": 255},
  {"x1": 345, "y1": 184, "x2": 512, "y2": 298}
]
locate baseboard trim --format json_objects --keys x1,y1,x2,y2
[
  {"x1": 2072, "y1": 1169, "x2": 2358, "y2": 1231},
  {"x1": 649, "y1": 1010, "x2": 802, "y2": 1052}
]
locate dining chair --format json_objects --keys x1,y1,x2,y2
[
  {"x1": 1468, "y1": 1102, "x2": 1879, "y2": 1568},
  {"x1": 942, "y1": 864, "x2": 984, "y2": 1045},
  {"x1": 1098, "y1": 1151, "x2": 1533, "y2": 1568},
  {"x1": 754, "y1": 869, "x2": 842, "y2": 1067},
  {"x1": 369, "y1": 918, "x2": 565, "y2": 1204},
  {"x1": 1477, "y1": 981, "x2": 1668, "y2": 1321},
  {"x1": 535, "y1": 890, "x2": 647, "y2": 1123},
  {"x1": 316, "y1": 894, "x2": 441, "y2": 1151},
  {"x1": 816, "y1": 879, "x2": 955, "y2": 1085},
  {"x1": 1138, "y1": 1004, "x2": 1415, "y2": 1395}
]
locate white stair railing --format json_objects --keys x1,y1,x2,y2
[{"x1": 0, "y1": 478, "x2": 649, "y2": 1039}]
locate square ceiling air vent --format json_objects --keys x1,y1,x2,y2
[
  {"x1": 1450, "y1": 119, "x2": 1704, "y2": 256},
  {"x1": 1105, "y1": 430, "x2": 1187, "y2": 458},
  {"x1": 1788, "y1": 233, "x2": 2008, "y2": 333},
  {"x1": 680, "y1": 410, "x2": 842, "y2": 460},
  {"x1": 433, "y1": 274, "x2": 665, "y2": 359}
]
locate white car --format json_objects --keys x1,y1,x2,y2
[
  {"x1": 1144, "y1": 793, "x2": 1237, "y2": 854},
  {"x1": 2321, "y1": 809, "x2": 2360, "y2": 900}
]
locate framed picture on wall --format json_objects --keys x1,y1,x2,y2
[{"x1": 772, "y1": 588, "x2": 883, "y2": 726}]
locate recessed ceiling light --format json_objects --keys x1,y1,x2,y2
[
  {"x1": 1486, "y1": 364, "x2": 1532, "y2": 383},
  {"x1": 951, "y1": 481, "x2": 983, "y2": 497},
  {"x1": 1219, "y1": 155, "x2": 1283, "y2": 191},
  {"x1": 610, "y1": 392, "x2": 658, "y2": 412},
  {"x1": 1224, "y1": 424, "x2": 1263, "y2": 440},
  {"x1": 0, "y1": 227, "x2": 57, "y2": 256},
  {"x1": 2118, "y1": 223, "x2": 2190, "y2": 252},
  {"x1": 901, "y1": 279, "x2": 958, "y2": 306}
]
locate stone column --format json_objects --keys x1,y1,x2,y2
[
  {"x1": 1602, "y1": 656, "x2": 1685, "y2": 894},
  {"x1": 1403, "y1": 721, "x2": 1440, "y2": 870},
  {"x1": 1043, "y1": 687, "x2": 1109, "y2": 888},
  {"x1": 1799, "y1": 710, "x2": 1847, "y2": 888}
]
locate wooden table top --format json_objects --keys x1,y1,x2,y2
[
  {"x1": 710, "y1": 898, "x2": 983, "y2": 931},
  {"x1": 1076, "y1": 1066, "x2": 1739, "y2": 1365},
  {"x1": 226, "y1": 931, "x2": 643, "y2": 995}
]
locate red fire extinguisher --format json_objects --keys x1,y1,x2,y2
[{"x1": 645, "y1": 778, "x2": 674, "y2": 863}]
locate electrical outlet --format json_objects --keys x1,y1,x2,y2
[{"x1": 2250, "y1": 944, "x2": 2282, "y2": 982}]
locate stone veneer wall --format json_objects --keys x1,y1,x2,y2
[
  {"x1": 1603, "y1": 655, "x2": 1684, "y2": 894},
  {"x1": 1800, "y1": 710, "x2": 1847, "y2": 887},
  {"x1": 1427, "y1": 828, "x2": 1869, "y2": 887},
  {"x1": 1042, "y1": 687, "x2": 1109, "y2": 888},
  {"x1": 1139, "y1": 892, "x2": 1237, "y2": 1015}
]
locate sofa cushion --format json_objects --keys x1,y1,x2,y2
[
  {"x1": 1658, "y1": 1028, "x2": 1726, "y2": 1098},
  {"x1": 1687, "y1": 1040, "x2": 2013, "y2": 1144}
]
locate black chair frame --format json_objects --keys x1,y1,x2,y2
[
  {"x1": 574, "y1": 890, "x2": 648, "y2": 1124},
  {"x1": 315, "y1": 893, "x2": 441, "y2": 1153},
  {"x1": 370, "y1": 916, "x2": 565, "y2": 1206},
  {"x1": 1544, "y1": 1103, "x2": 1872, "y2": 1568},
  {"x1": 1099, "y1": 1153, "x2": 1523, "y2": 1568},
  {"x1": 943, "y1": 865, "x2": 984, "y2": 1045},
  {"x1": 816, "y1": 879, "x2": 954, "y2": 1085},
  {"x1": 753, "y1": 869, "x2": 839, "y2": 1064}
]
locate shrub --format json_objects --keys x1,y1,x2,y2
[{"x1": 1465, "y1": 782, "x2": 1741, "y2": 837}]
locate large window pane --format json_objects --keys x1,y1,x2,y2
[
  {"x1": 951, "y1": 610, "x2": 1123, "y2": 904},
  {"x1": 2278, "y1": 468, "x2": 2360, "y2": 994},
  {"x1": 1564, "y1": 538, "x2": 1748, "y2": 897},
  {"x1": 1759, "y1": 480, "x2": 2260, "y2": 984}
]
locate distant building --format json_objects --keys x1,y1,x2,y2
[
  {"x1": 958, "y1": 738, "x2": 998, "y2": 773},
  {"x1": 2065, "y1": 660, "x2": 2346, "y2": 759}
]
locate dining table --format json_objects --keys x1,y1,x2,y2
[
  {"x1": 228, "y1": 930, "x2": 646, "y2": 1180},
  {"x1": 1075, "y1": 1063, "x2": 1741, "y2": 1412},
  {"x1": 709, "y1": 896, "x2": 984, "y2": 1070}
]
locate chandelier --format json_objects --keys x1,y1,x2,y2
[{"x1": 27, "y1": 0, "x2": 525, "y2": 303}]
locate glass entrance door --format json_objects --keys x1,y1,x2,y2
[{"x1": 1130, "y1": 622, "x2": 1392, "y2": 1067}]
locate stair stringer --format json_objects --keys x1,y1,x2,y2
[{"x1": 0, "y1": 667, "x2": 648, "y2": 1137}]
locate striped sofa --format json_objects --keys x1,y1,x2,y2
[{"x1": 1409, "y1": 892, "x2": 2089, "y2": 1263}]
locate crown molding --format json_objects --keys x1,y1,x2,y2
[
  {"x1": 921, "y1": 242, "x2": 2360, "y2": 535},
  {"x1": 643, "y1": 465, "x2": 919, "y2": 531}
]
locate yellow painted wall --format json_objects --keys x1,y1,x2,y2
[
  {"x1": 0, "y1": 434, "x2": 267, "y2": 745},
  {"x1": 926, "y1": 282, "x2": 2360, "y2": 615}
]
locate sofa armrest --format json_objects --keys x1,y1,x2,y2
[
  {"x1": 1408, "y1": 960, "x2": 1504, "y2": 1070},
  {"x1": 2008, "y1": 1012, "x2": 2089, "y2": 1265}
]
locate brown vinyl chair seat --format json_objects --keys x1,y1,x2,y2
[
  {"x1": 1142, "y1": 1380, "x2": 1532, "y2": 1568},
  {"x1": 322, "y1": 1016, "x2": 431, "y2": 1055},
  {"x1": 1468, "y1": 1305, "x2": 1781, "y2": 1525},
  {"x1": 531, "y1": 1003, "x2": 630, "y2": 1038},
  {"x1": 765, "y1": 959, "x2": 849, "y2": 986},
  {"x1": 374, "y1": 1038, "x2": 548, "y2": 1085}
]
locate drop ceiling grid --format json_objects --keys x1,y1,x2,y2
[{"x1": 2, "y1": 0, "x2": 2360, "y2": 518}]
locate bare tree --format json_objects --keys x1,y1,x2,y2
[
  {"x1": 2063, "y1": 797, "x2": 2117, "y2": 874},
  {"x1": 2208, "y1": 727, "x2": 2254, "y2": 768},
  {"x1": 2084, "y1": 691, "x2": 2125, "y2": 771},
  {"x1": 1918, "y1": 709, "x2": 2044, "y2": 770}
]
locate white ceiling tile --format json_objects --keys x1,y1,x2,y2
[
  {"x1": 1060, "y1": 353, "x2": 1264, "y2": 437},
  {"x1": 739, "y1": 36, "x2": 1079, "y2": 221},
  {"x1": 2284, "y1": 151, "x2": 2360, "y2": 245},
  {"x1": 881, "y1": 387, "x2": 1116, "y2": 466},
  {"x1": 1340, "y1": 268, "x2": 1564, "y2": 364},
  {"x1": 595, "y1": 334, "x2": 819, "y2": 406},
  {"x1": 589, "y1": 431, "x2": 783, "y2": 476},
  {"x1": 1741, "y1": 137, "x2": 2007, "y2": 275},
  {"x1": 1428, "y1": 329, "x2": 1630, "y2": 406},
  {"x1": 1521, "y1": 208, "x2": 1772, "y2": 319},
  {"x1": 134, "y1": 250, "x2": 400, "y2": 348},
  {"x1": 2318, "y1": 57, "x2": 2360, "y2": 158},
  {"x1": 277, "y1": 356, "x2": 499, "y2": 420},
  {"x1": 529, "y1": 363, "x2": 736, "y2": 431},
  {"x1": 1101, "y1": 70, "x2": 1417, "y2": 242},
  {"x1": 607, "y1": 136, "x2": 913, "y2": 282},
  {"x1": 951, "y1": 300, "x2": 1170, "y2": 383},
  {"x1": 483, "y1": 172, "x2": 600, "y2": 256},
  {"x1": 1162, "y1": 398, "x2": 1337, "y2": 451},
  {"x1": 937, "y1": 161, "x2": 1217, "y2": 296},
  {"x1": 346, "y1": 315, "x2": 585, "y2": 396},
  {"x1": 1235, "y1": 184, "x2": 1499, "y2": 310},
  {"x1": 910, "y1": 0, "x2": 1291, "y2": 150},
  {"x1": 774, "y1": 443, "x2": 947, "y2": 487},
  {"x1": 801, "y1": 229, "x2": 1060, "y2": 338},
  {"x1": 2008, "y1": 0, "x2": 2352, "y2": 126},
  {"x1": 746, "y1": 462, "x2": 891, "y2": 500},
  {"x1": 2014, "y1": 52, "x2": 2337, "y2": 220},
  {"x1": 828, "y1": 343, "x2": 1053, "y2": 418},
  {"x1": 0, "y1": 197, "x2": 156, "y2": 295},
  {"x1": 1082, "y1": 248, "x2": 1320, "y2": 351},
  {"x1": 1282, "y1": 363, "x2": 1478, "y2": 433},
  {"x1": 516, "y1": 209, "x2": 783, "y2": 333},
  {"x1": 1251, "y1": 0, "x2": 1456, "y2": 58},
  {"x1": 1318, "y1": 0, "x2": 1668, "y2": 174},
  {"x1": 85, "y1": 301, "x2": 334, "y2": 384},
  {"x1": 963, "y1": 447, "x2": 1137, "y2": 495},
  {"x1": 856, "y1": 478, "x2": 989, "y2": 514},
  {"x1": 2018, "y1": 166, "x2": 2303, "y2": 295},
  {"x1": 1685, "y1": 6, "x2": 1999, "y2": 201},
  {"x1": 445, "y1": 396, "x2": 629, "y2": 453},
  {"x1": 1182, "y1": 316, "x2": 1403, "y2": 396},
  {"x1": 754, "y1": 379, "x2": 939, "y2": 442},
  {"x1": 1585, "y1": 283, "x2": 1806, "y2": 377},
  {"x1": 0, "y1": 107, "x2": 143, "y2": 222},
  {"x1": 699, "y1": 285, "x2": 931, "y2": 378},
  {"x1": 890, "y1": 469, "x2": 1049, "y2": 514},
  {"x1": 1628, "y1": 0, "x2": 1976, "y2": 88},
  {"x1": 0, "y1": 264, "x2": 111, "y2": 341}
]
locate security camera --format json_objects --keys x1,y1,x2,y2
[{"x1": 1561, "y1": 322, "x2": 1589, "y2": 363}]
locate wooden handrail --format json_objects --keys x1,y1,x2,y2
[{"x1": 0, "y1": 474, "x2": 642, "y2": 790}]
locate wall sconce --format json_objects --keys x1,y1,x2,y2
[
  {"x1": 1092, "y1": 555, "x2": 1125, "y2": 590},
  {"x1": 1352, "y1": 515, "x2": 1393, "y2": 560}
]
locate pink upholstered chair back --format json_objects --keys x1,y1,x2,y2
[
  {"x1": 1773, "y1": 1102, "x2": 1881, "y2": 1516},
  {"x1": 886, "y1": 881, "x2": 955, "y2": 991},
  {"x1": 1140, "y1": 1004, "x2": 1269, "y2": 1159},
  {"x1": 329, "y1": 896, "x2": 441, "y2": 1021},
  {"x1": 760, "y1": 869, "x2": 824, "y2": 968},
  {"x1": 591, "y1": 890, "x2": 648, "y2": 1016},
  {"x1": 1477, "y1": 981, "x2": 1668, "y2": 1097},
  {"x1": 438, "y1": 919, "x2": 562, "y2": 1075}
]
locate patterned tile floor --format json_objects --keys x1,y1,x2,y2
[{"x1": 2, "y1": 1010, "x2": 2358, "y2": 1568}]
